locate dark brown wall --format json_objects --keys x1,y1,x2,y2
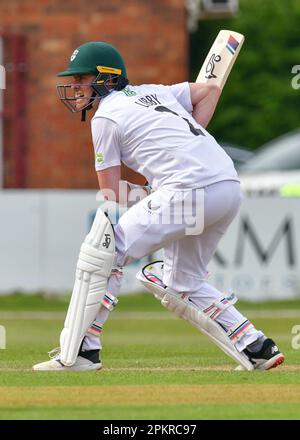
[{"x1": 0, "y1": 0, "x2": 188, "y2": 188}]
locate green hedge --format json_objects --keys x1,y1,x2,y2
[{"x1": 189, "y1": 0, "x2": 300, "y2": 149}]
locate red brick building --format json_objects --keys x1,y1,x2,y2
[{"x1": 0, "y1": 0, "x2": 188, "y2": 188}]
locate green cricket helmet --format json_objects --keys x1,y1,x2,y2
[{"x1": 56, "y1": 42, "x2": 128, "y2": 120}]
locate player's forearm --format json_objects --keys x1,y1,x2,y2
[
  {"x1": 191, "y1": 83, "x2": 222, "y2": 128},
  {"x1": 121, "y1": 162, "x2": 147, "y2": 186}
]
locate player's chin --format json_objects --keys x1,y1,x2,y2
[{"x1": 75, "y1": 98, "x2": 89, "y2": 111}]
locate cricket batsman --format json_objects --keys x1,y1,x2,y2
[{"x1": 33, "y1": 42, "x2": 284, "y2": 372}]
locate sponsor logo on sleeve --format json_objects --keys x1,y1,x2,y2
[{"x1": 95, "y1": 153, "x2": 104, "y2": 164}]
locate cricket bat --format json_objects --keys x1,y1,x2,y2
[{"x1": 196, "y1": 30, "x2": 245, "y2": 89}]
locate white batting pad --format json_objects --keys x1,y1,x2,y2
[
  {"x1": 60, "y1": 208, "x2": 115, "y2": 366},
  {"x1": 137, "y1": 262, "x2": 253, "y2": 371}
]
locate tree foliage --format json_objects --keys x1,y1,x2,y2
[{"x1": 189, "y1": 0, "x2": 300, "y2": 149}]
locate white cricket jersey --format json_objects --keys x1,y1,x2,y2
[{"x1": 91, "y1": 82, "x2": 239, "y2": 190}]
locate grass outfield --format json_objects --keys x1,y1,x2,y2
[{"x1": 0, "y1": 293, "x2": 300, "y2": 420}]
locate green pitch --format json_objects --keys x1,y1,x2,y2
[{"x1": 0, "y1": 293, "x2": 300, "y2": 420}]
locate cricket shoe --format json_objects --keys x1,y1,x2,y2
[
  {"x1": 32, "y1": 347, "x2": 102, "y2": 372},
  {"x1": 235, "y1": 338, "x2": 285, "y2": 371}
]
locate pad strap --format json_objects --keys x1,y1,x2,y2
[
  {"x1": 101, "y1": 292, "x2": 118, "y2": 311},
  {"x1": 228, "y1": 320, "x2": 254, "y2": 343},
  {"x1": 87, "y1": 323, "x2": 103, "y2": 336},
  {"x1": 111, "y1": 267, "x2": 123, "y2": 278},
  {"x1": 203, "y1": 292, "x2": 238, "y2": 320}
]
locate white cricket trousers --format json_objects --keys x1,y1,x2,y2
[{"x1": 84, "y1": 180, "x2": 263, "y2": 352}]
